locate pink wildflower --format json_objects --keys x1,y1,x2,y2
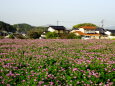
[
  {"x1": 73, "y1": 68, "x2": 78, "y2": 71},
  {"x1": 38, "y1": 81, "x2": 44, "y2": 85},
  {"x1": 49, "y1": 82, "x2": 54, "y2": 85}
]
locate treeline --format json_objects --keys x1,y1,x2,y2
[
  {"x1": 0, "y1": 21, "x2": 48, "y2": 33},
  {"x1": 0, "y1": 21, "x2": 16, "y2": 32},
  {"x1": 0, "y1": 21, "x2": 49, "y2": 39}
]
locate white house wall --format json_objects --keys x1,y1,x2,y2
[
  {"x1": 95, "y1": 31, "x2": 99, "y2": 34},
  {"x1": 79, "y1": 28, "x2": 85, "y2": 33},
  {"x1": 48, "y1": 27, "x2": 55, "y2": 32},
  {"x1": 105, "y1": 31, "x2": 111, "y2": 36}
]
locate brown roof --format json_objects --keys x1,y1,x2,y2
[
  {"x1": 73, "y1": 31, "x2": 100, "y2": 36},
  {"x1": 80, "y1": 26, "x2": 96, "y2": 29}
]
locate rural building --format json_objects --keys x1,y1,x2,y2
[
  {"x1": 48, "y1": 26, "x2": 67, "y2": 33},
  {"x1": 71, "y1": 26, "x2": 101, "y2": 39},
  {"x1": 106, "y1": 30, "x2": 115, "y2": 36},
  {"x1": 95, "y1": 28, "x2": 106, "y2": 35}
]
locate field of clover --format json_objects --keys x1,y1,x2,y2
[{"x1": 0, "y1": 39, "x2": 115, "y2": 86}]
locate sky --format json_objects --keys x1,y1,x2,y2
[{"x1": 0, "y1": 0, "x2": 115, "y2": 28}]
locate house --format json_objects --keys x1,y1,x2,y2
[
  {"x1": 106, "y1": 30, "x2": 115, "y2": 36},
  {"x1": 103, "y1": 30, "x2": 115, "y2": 39},
  {"x1": 78, "y1": 26, "x2": 96, "y2": 33},
  {"x1": 95, "y1": 28, "x2": 106, "y2": 35},
  {"x1": 48, "y1": 26, "x2": 66, "y2": 33},
  {"x1": 71, "y1": 26, "x2": 101, "y2": 39},
  {"x1": 39, "y1": 26, "x2": 69, "y2": 39}
]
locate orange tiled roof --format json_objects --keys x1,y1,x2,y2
[
  {"x1": 80, "y1": 26, "x2": 96, "y2": 29},
  {"x1": 74, "y1": 31, "x2": 100, "y2": 36}
]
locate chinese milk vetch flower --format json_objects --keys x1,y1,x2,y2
[
  {"x1": 72, "y1": 68, "x2": 78, "y2": 71},
  {"x1": 49, "y1": 82, "x2": 54, "y2": 85}
]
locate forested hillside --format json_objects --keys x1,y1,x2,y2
[
  {"x1": 0, "y1": 21, "x2": 16, "y2": 32},
  {"x1": 13, "y1": 23, "x2": 35, "y2": 33}
]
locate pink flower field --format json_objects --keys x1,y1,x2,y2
[{"x1": 0, "y1": 39, "x2": 115, "y2": 86}]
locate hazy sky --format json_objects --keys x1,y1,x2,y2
[{"x1": 0, "y1": 0, "x2": 115, "y2": 28}]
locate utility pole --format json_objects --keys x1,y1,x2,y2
[
  {"x1": 56, "y1": 20, "x2": 64, "y2": 26},
  {"x1": 57, "y1": 20, "x2": 59, "y2": 26},
  {"x1": 101, "y1": 19, "x2": 104, "y2": 28}
]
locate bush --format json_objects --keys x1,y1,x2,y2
[
  {"x1": 46, "y1": 32, "x2": 59, "y2": 39},
  {"x1": 13, "y1": 33, "x2": 26, "y2": 39},
  {"x1": 0, "y1": 36, "x2": 4, "y2": 39},
  {"x1": 67, "y1": 33, "x2": 81, "y2": 39},
  {"x1": 8, "y1": 34, "x2": 15, "y2": 39},
  {"x1": 27, "y1": 30, "x2": 41, "y2": 39},
  {"x1": 46, "y1": 32, "x2": 81, "y2": 39},
  {"x1": 59, "y1": 33, "x2": 68, "y2": 39}
]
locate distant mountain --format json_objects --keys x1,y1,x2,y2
[
  {"x1": 105, "y1": 26, "x2": 115, "y2": 30},
  {"x1": 13, "y1": 23, "x2": 35, "y2": 33},
  {"x1": 0, "y1": 21, "x2": 16, "y2": 32},
  {"x1": 13, "y1": 23, "x2": 49, "y2": 33}
]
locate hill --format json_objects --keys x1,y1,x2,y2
[
  {"x1": 13, "y1": 23, "x2": 35, "y2": 33},
  {"x1": 0, "y1": 21, "x2": 16, "y2": 33},
  {"x1": 13, "y1": 23, "x2": 48, "y2": 33}
]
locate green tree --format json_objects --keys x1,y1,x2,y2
[
  {"x1": 67, "y1": 33, "x2": 81, "y2": 39},
  {"x1": 46, "y1": 32, "x2": 59, "y2": 39},
  {"x1": 59, "y1": 33, "x2": 81, "y2": 39},
  {"x1": 27, "y1": 27, "x2": 48, "y2": 39},
  {"x1": 32, "y1": 27, "x2": 48, "y2": 34},
  {"x1": 27, "y1": 30, "x2": 41, "y2": 39},
  {"x1": 13, "y1": 23, "x2": 34, "y2": 33},
  {"x1": 8, "y1": 34, "x2": 15, "y2": 39},
  {"x1": 13, "y1": 24, "x2": 48, "y2": 34},
  {"x1": 0, "y1": 21, "x2": 16, "y2": 32},
  {"x1": 73, "y1": 23, "x2": 97, "y2": 29},
  {"x1": 13, "y1": 33, "x2": 26, "y2": 39}
]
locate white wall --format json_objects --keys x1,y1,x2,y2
[
  {"x1": 105, "y1": 31, "x2": 111, "y2": 36},
  {"x1": 48, "y1": 27, "x2": 55, "y2": 32},
  {"x1": 95, "y1": 31, "x2": 99, "y2": 34},
  {"x1": 79, "y1": 28, "x2": 85, "y2": 33}
]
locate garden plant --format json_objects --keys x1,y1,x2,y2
[{"x1": 0, "y1": 39, "x2": 115, "y2": 86}]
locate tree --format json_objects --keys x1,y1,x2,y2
[
  {"x1": 73, "y1": 23, "x2": 97, "y2": 29},
  {"x1": 27, "y1": 30, "x2": 41, "y2": 39},
  {"x1": 32, "y1": 27, "x2": 48, "y2": 34},
  {"x1": 0, "y1": 21, "x2": 16, "y2": 32},
  {"x1": 8, "y1": 34, "x2": 15, "y2": 39},
  {"x1": 46, "y1": 32, "x2": 59, "y2": 39},
  {"x1": 13, "y1": 23, "x2": 35, "y2": 33},
  {"x1": 13, "y1": 24, "x2": 48, "y2": 34},
  {"x1": 67, "y1": 33, "x2": 81, "y2": 39},
  {"x1": 27, "y1": 26, "x2": 48, "y2": 39}
]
